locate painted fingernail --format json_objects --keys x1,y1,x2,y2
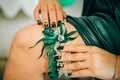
[
  {"x1": 57, "y1": 62, "x2": 64, "y2": 68},
  {"x1": 37, "y1": 20, "x2": 42, "y2": 25},
  {"x1": 58, "y1": 20, "x2": 62, "y2": 26},
  {"x1": 52, "y1": 22, "x2": 56, "y2": 28},
  {"x1": 54, "y1": 56, "x2": 61, "y2": 60},
  {"x1": 57, "y1": 68, "x2": 60, "y2": 71},
  {"x1": 57, "y1": 46, "x2": 64, "y2": 50},
  {"x1": 68, "y1": 73, "x2": 72, "y2": 76},
  {"x1": 44, "y1": 22, "x2": 49, "y2": 28},
  {"x1": 48, "y1": 72, "x2": 51, "y2": 75},
  {"x1": 57, "y1": 65, "x2": 64, "y2": 68}
]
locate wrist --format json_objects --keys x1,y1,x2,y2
[{"x1": 115, "y1": 56, "x2": 120, "y2": 79}]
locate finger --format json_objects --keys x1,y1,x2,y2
[
  {"x1": 55, "y1": 2, "x2": 64, "y2": 22},
  {"x1": 48, "y1": 3, "x2": 57, "y2": 28},
  {"x1": 62, "y1": 61, "x2": 89, "y2": 70},
  {"x1": 58, "y1": 53, "x2": 86, "y2": 62},
  {"x1": 61, "y1": 45, "x2": 92, "y2": 53},
  {"x1": 70, "y1": 69, "x2": 93, "y2": 78},
  {"x1": 34, "y1": 6, "x2": 41, "y2": 22},
  {"x1": 41, "y1": 4, "x2": 49, "y2": 28},
  {"x1": 63, "y1": 11, "x2": 67, "y2": 19}
]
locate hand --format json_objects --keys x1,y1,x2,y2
[
  {"x1": 34, "y1": 0, "x2": 66, "y2": 27},
  {"x1": 58, "y1": 45, "x2": 116, "y2": 79}
]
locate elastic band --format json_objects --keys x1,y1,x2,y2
[{"x1": 113, "y1": 55, "x2": 118, "y2": 79}]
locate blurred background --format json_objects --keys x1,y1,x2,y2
[{"x1": 0, "y1": 0, "x2": 83, "y2": 79}]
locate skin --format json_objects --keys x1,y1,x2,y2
[
  {"x1": 3, "y1": 22, "x2": 120, "y2": 80},
  {"x1": 4, "y1": 0, "x2": 120, "y2": 79},
  {"x1": 3, "y1": 22, "x2": 85, "y2": 80},
  {"x1": 34, "y1": 0, "x2": 66, "y2": 27},
  {"x1": 59, "y1": 46, "x2": 118, "y2": 79}
]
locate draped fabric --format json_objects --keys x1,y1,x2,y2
[
  {"x1": 66, "y1": 0, "x2": 120, "y2": 79},
  {"x1": 67, "y1": 0, "x2": 120, "y2": 56}
]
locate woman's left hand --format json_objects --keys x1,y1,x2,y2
[{"x1": 58, "y1": 45, "x2": 116, "y2": 79}]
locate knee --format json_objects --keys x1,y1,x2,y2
[
  {"x1": 12, "y1": 24, "x2": 44, "y2": 49},
  {"x1": 4, "y1": 24, "x2": 47, "y2": 79}
]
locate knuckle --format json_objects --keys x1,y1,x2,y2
[
  {"x1": 42, "y1": 16, "x2": 48, "y2": 19},
  {"x1": 54, "y1": 1, "x2": 62, "y2": 7},
  {"x1": 41, "y1": 8, "x2": 47, "y2": 12},
  {"x1": 42, "y1": 19, "x2": 47, "y2": 23},
  {"x1": 57, "y1": 6, "x2": 62, "y2": 10},
  {"x1": 49, "y1": 14, "x2": 56, "y2": 18},
  {"x1": 78, "y1": 62, "x2": 81, "y2": 65},
  {"x1": 41, "y1": 6, "x2": 47, "y2": 12},
  {"x1": 84, "y1": 53, "x2": 89, "y2": 59},
  {"x1": 57, "y1": 15, "x2": 63, "y2": 21},
  {"x1": 34, "y1": 11, "x2": 39, "y2": 20},
  {"x1": 55, "y1": 3, "x2": 62, "y2": 10},
  {"x1": 49, "y1": 7, "x2": 55, "y2": 12},
  {"x1": 42, "y1": 18, "x2": 48, "y2": 23},
  {"x1": 72, "y1": 55, "x2": 77, "y2": 61},
  {"x1": 42, "y1": 15, "x2": 48, "y2": 20},
  {"x1": 34, "y1": 8, "x2": 39, "y2": 14},
  {"x1": 50, "y1": 17, "x2": 56, "y2": 21},
  {"x1": 57, "y1": 12, "x2": 62, "y2": 16},
  {"x1": 34, "y1": 8, "x2": 37, "y2": 13}
]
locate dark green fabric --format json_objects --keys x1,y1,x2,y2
[
  {"x1": 66, "y1": 0, "x2": 120, "y2": 79},
  {"x1": 67, "y1": 0, "x2": 120, "y2": 55}
]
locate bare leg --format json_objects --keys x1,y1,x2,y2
[{"x1": 3, "y1": 22, "x2": 85, "y2": 80}]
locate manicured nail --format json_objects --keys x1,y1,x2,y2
[
  {"x1": 68, "y1": 73, "x2": 72, "y2": 76},
  {"x1": 48, "y1": 72, "x2": 51, "y2": 75},
  {"x1": 52, "y1": 22, "x2": 56, "y2": 28},
  {"x1": 57, "y1": 46, "x2": 64, "y2": 50},
  {"x1": 57, "y1": 65, "x2": 64, "y2": 68},
  {"x1": 57, "y1": 68, "x2": 60, "y2": 71},
  {"x1": 57, "y1": 62, "x2": 64, "y2": 68},
  {"x1": 37, "y1": 20, "x2": 42, "y2": 25},
  {"x1": 58, "y1": 20, "x2": 62, "y2": 26},
  {"x1": 44, "y1": 22, "x2": 49, "y2": 28},
  {"x1": 54, "y1": 56, "x2": 61, "y2": 60},
  {"x1": 44, "y1": 22, "x2": 48, "y2": 28}
]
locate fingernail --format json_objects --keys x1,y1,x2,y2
[
  {"x1": 58, "y1": 20, "x2": 62, "y2": 26},
  {"x1": 57, "y1": 62, "x2": 64, "y2": 68},
  {"x1": 57, "y1": 46, "x2": 64, "y2": 50},
  {"x1": 57, "y1": 65, "x2": 64, "y2": 68},
  {"x1": 57, "y1": 69, "x2": 60, "y2": 71},
  {"x1": 37, "y1": 20, "x2": 42, "y2": 25},
  {"x1": 68, "y1": 73, "x2": 72, "y2": 76},
  {"x1": 54, "y1": 56, "x2": 61, "y2": 60},
  {"x1": 48, "y1": 72, "x2": 51, "y2": 75},
  {"x1": 44, "y1": 22, "x2": 49, "y2": 28},
  {"x1": 52, "y1": 22, "x2": 56, "y2": 28}
]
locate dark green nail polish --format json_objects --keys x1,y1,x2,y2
[
  {"x1": 54, "y1": 56, "x2": 61, "y2": 60},
  {"x1": 57, "y1": 62, "x2": 64, "y2": 68},
  {"x1": 52, "y1": 22, "x2": 56, "y2": 28},
  {"x1": 48, "y1": 72, "x2": 51, "y2": 75},
  {"x1": 44, "y1": 22, "x2": 49, "y2": 28},
  {"x1": 68, "y1": 73, "x2": 72, "y2": 76},
  {"x1": 58, "y1": 20, "x2": 62, "y2": 26},
  {"x1": 37, "y1": 20, "x2": 42, "y2": 25},
  {"x1": 57, "y1": 46, "x2": 64, "y2": 50}
]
